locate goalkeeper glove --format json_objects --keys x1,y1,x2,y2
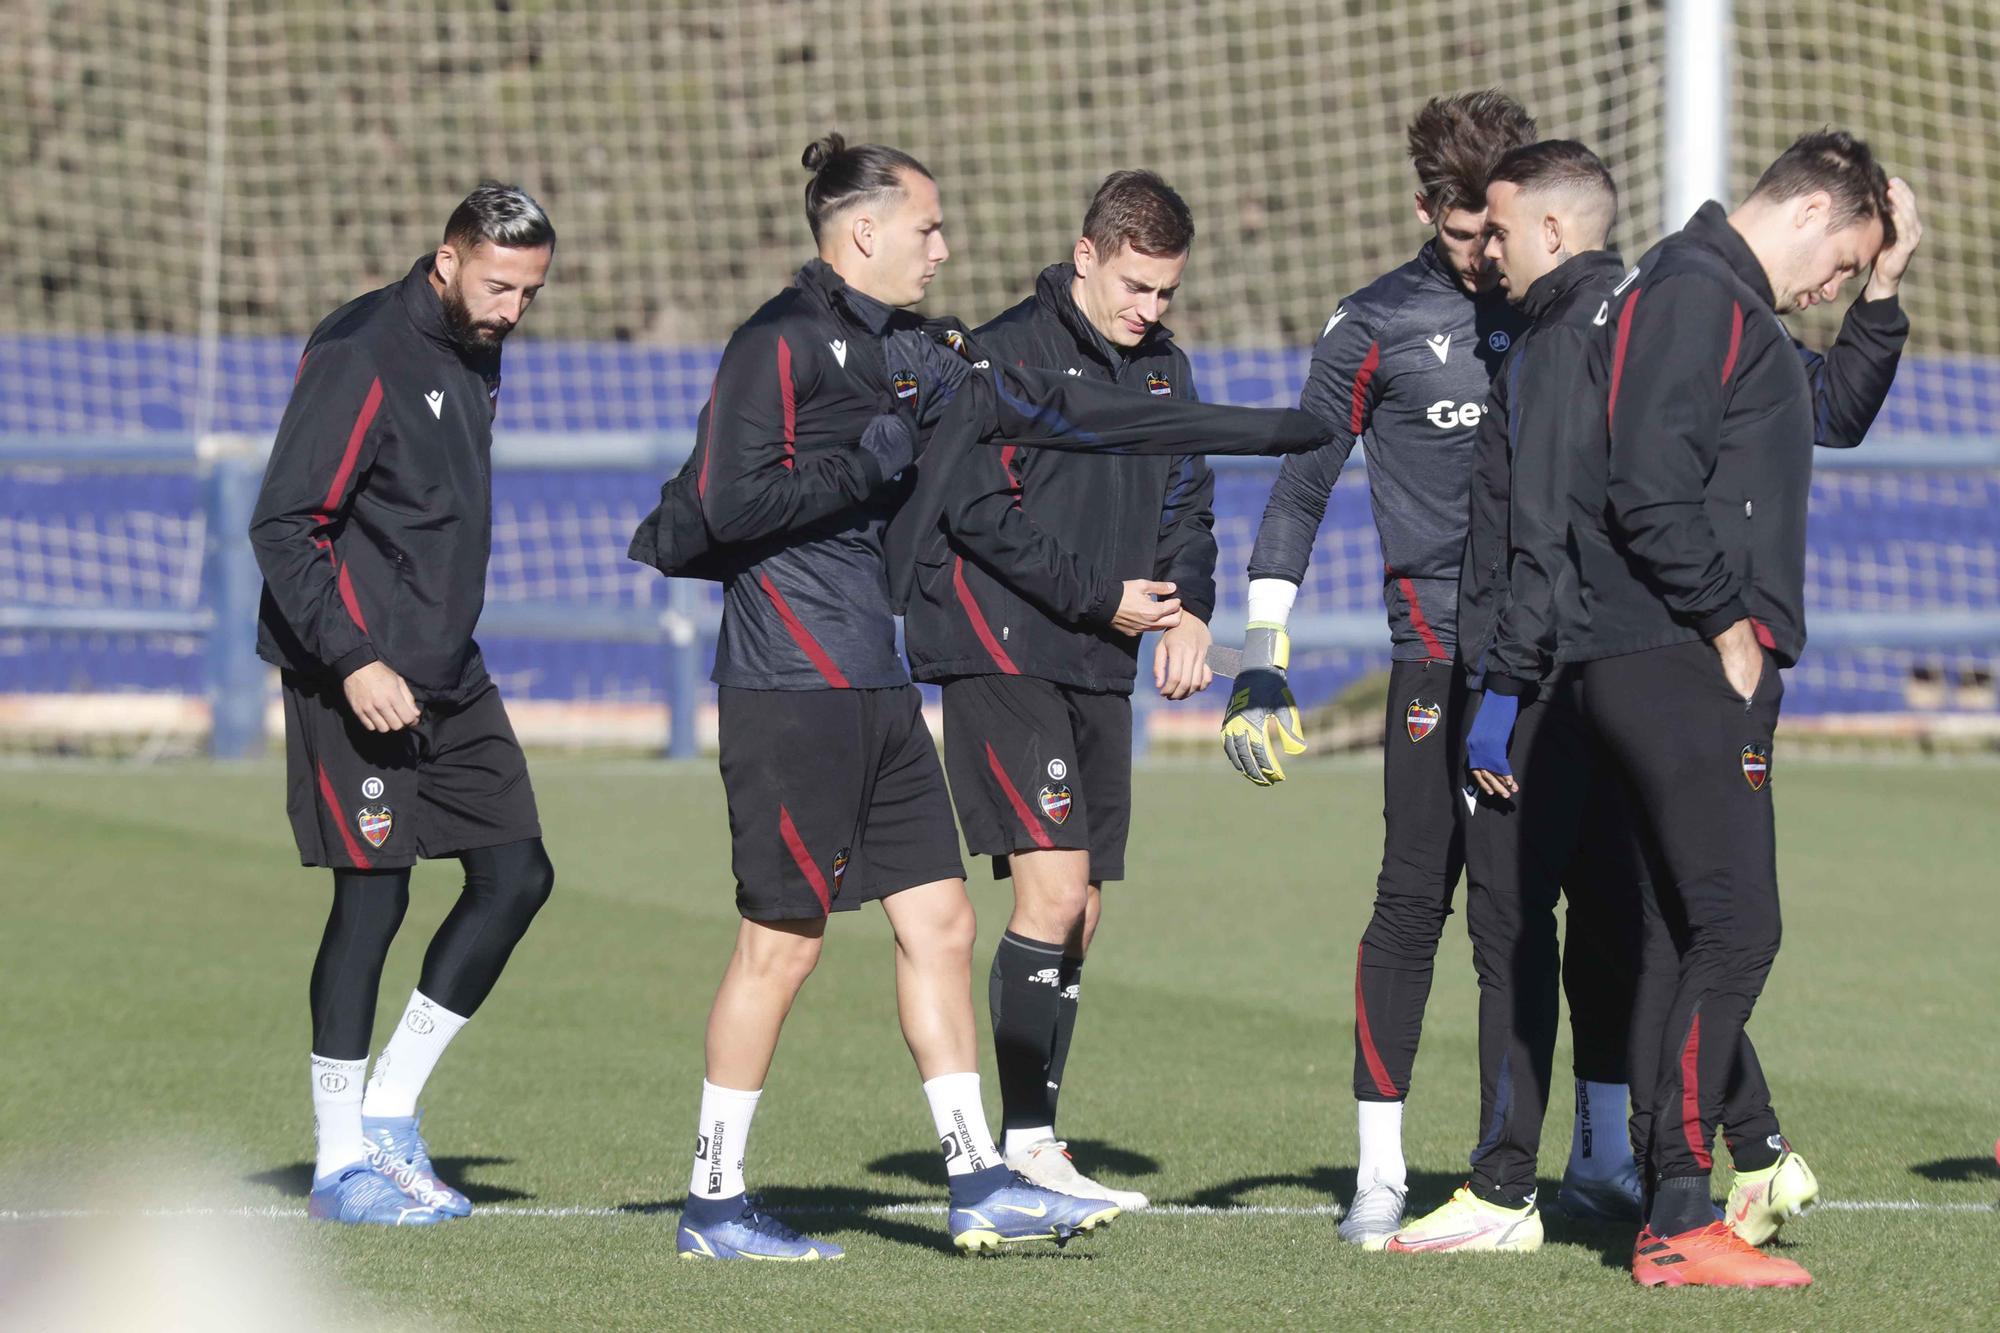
[
  {"x1": 1220, "y1": 623, "x2": 1307, "y2": 786},
  {"x1": 1465, "y1": 690, "x2": 1519, "y2": 780}
]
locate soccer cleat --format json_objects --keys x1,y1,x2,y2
[
  {"x1": 308, "y1": 1163, "x2": 448, "y2": 1226},
  {"x1": 1338, "y1": 1181, "x2": 1407, "y2": 1249},
  {"x1": 1631, "y1": 1222, "x2": 1812, "y2": 1288},
  {"x1": 1725, "y1": 1146, "x2": 1818, "y2": 1246},
  {"x1": 676, "y1": 1193, "x2": 844, "y2": 1261},
  {"x1": 950, "y1": 1172, "x2": 1120, "y2": 1253},
  {"x1": 1554, "y1": 1159, "x2": 1645, "y2": 1223},
  {"x1": 1383, "y1": 1185, "x2": 1543, "y2": 1254},
  {"x1": 362, "y1": 1112, "x2": 472, "y2": 1217},
  {"x1": 1004, "y1": 1139, "x2": 1150, "y2": 1211}
]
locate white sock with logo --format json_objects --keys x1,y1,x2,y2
[
  {"x1": 1003, "y1": 1124, "x2": 1057, "y2": 1159},
  {"x1": 923, "y1": 1072, "x2": 1001, "y2": 1177},
  {"x1": 1569, "y1": 1080, "x2": 1635, "y2": 1179},
  {"x1": 1355, "y1": 1099, "x2": 1407, "y2": 1192},
  {"x1": 688, "y1": 1080, "x2": 761, "y2": 1199},
  {"x1": 361, "y1": 991, "x2": 469, "y2": 1119},
  {"x1": 310, "y1": 1054, "x2": 370, "y2": 1182}
]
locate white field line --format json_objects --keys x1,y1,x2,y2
[{"x1": 0, "y1": 1199, "x2": 1991, "y2": 1224}]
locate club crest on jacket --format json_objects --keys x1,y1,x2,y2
[{"x1": 1740, "y1": 743, "x2": 1770, "y2": 791}]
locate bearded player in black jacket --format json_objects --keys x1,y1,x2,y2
[
  {"x1": 905, "y1": 172, "x2": 1217, "y2": 1210},
  {"x1": 249, "y1": 185, "x2": 556, "y2": 1227}
]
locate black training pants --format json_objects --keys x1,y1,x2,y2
[
  {"x1": 1583, "y1": 638, "x2": 1784, "y2": 1187},
  {"x1": 1464, "y1": 669, "x2": 1643, "y2": 1202}
]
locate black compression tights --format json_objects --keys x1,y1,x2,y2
[{"x1": 308, "y1": 838, "x2": 556, "y2": 1060}]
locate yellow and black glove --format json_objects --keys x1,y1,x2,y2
[{"x1": 1219, "y1": 623, "x2": 1307, "y2": 786}]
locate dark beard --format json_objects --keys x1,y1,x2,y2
[{"x1": 440, "y1": 277, "x2": 510, "y2": 353}]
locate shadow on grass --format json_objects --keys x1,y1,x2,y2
[
  {"x1": 247, "y1": 1158, "x2": 532, "y2": 1204},
  {"x1": 864, "y1": 1138, "x2": 1160, "y2": 1188},
  {"x1": 1911, "y1": 1155, "x2": 1997, "y2": 1184},
  {"x1": 618, "y1": 1184, "x2": 955, "y2": 1254}
]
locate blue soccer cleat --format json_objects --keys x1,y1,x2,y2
[
  {"x1": 1554, "y1": 1159, "x2": 1644, "y2": 1223},
  {"x1": 308, "y1": 1162, "x2": 448, "y2": 1226},
  {"x1": 676, "y1": 1193, "x2": 845, "y2": 1261},
  {"x1": 363, "y1": 1111, "x2": 473, "y2": 1217},
  {"x1": 949, "y1": 1171, "x2": 1120, "y2": 1253}
]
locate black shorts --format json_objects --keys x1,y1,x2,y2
[
  {"x1": 940, "y1": 675, "x2": 1132, "y2": 884},
  {"x1": 717, "y1": 685, "x2": 965, "y2": 922},
  {"x1": 282, "y1": 672, "x2": 541, "y2": 871}
]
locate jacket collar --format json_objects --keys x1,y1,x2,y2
[
  {"x1": 1683, "y1": 201, "x2": 1777, "y2": 309},
  {"x1": 400, "y1": 256, "x2": 502, "y2": 374},
  {"x1": 1416, "y1": 238, "x2": 1466, "y2": 293},
  {"x1": 797, "y1": 257, "x2": 902, "y2": 335},
  {"x1": 1035, "y1": 261, "x2": 1171, "y2": 365},
  {"x1": 1519, "y1": 249, "x2": 1625, "y2": 321}
]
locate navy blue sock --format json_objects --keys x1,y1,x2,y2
[
  {"x1": 948, "y1": 1163, "x2": 1013, "y2": 1207},
  {"x1": 682, "y1": 1190, "x2": 746, "y2": 1223}
]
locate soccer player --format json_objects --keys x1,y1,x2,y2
[
  {"x1": 1566, "y1": 133, "x2": 1919, "y2": 1287},
  {"x1": 670, "y1": 136, "x2": 1125, "y2": 1261},
  {"x1": 904, "y1": 171, "x2": 1217, "y2": 1210},
  {"x1": 248, "y1": 185, "x2": 558, "y2": 1226},
  {"x1": 1224, "y1": 91, "x2": 1535, "y2": 1245},
  {"x1": 1386, "y1": 141, "x2": 1641, "y2": 1254}
]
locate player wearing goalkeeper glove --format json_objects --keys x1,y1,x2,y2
[
  {"x1": 1388, "y1": 141, "x2": 1642, "y2": 1257},
  {"x1": 1567, "y1": 133, "x2": 1917, "y2": 1289},
  {"x1": 1229, "y1": 92, "x2": 1534, "y2": 1246},
  {"x1": 248, "y1": 185, "x2": 558, "y2": 1226},
  {"x1": 903, "y1": 171, "x2": 1219, "y2": 1213}
]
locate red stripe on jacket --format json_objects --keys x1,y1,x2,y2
[
  {"x1": 1607, "y1": 289, "x2": 1641, "y2": 429},
  {"x1": 757, "y1": 572, "x2": 850, "y2": 688},
  {"x1": 1349, "y1": 342, "x2": 1382, "y2": 435},
  {"x1": 985, "y1": 742, "x2": 1054, "y2": 849},
  {"x1": 1720, "y1": 300, "x2": 1745, "y2": 386},
  {"x1": 777, "y1": 335, "x2": 797, "y2": 470},
  {"x1": 1393, "y1": 574, "x2": 1447, "y2": 661},
  {"x1": 953, "y1": 556, "x2": 1021, "y2": 674}
]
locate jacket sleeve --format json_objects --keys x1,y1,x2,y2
[
  {"x1": 700, "y1": 322, "x2": 890, "y2": 544},
  {"x1": 1487, "y1": 329, "x2": 1596, "y2": 691},
  {"x1": 1603, "y1": 274, "x2": 1748, "y2": 637},
  {"x1": 1153, "y1": 370, "x2": 1218, "y2": 622},
  {"x1": 246, "y1": 339, "x2": 385, "y2": 678},
  {"x1": 1798, "y1": 293, "x2": 1909, "y2": 449},
  {"x1": 1458, "y1": 350, "x2": 1515, "y2": 686},
  {"x1": 1246, "y1": 300, "x2": 1380, "y2": 584},
  {"x1": 943, "y1": 442, "x2": 1122, "y2": 628}
]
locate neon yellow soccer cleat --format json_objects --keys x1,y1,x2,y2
[
  {"x1": 1725, "y1": 1145, "x2": 1819, "y2": 1246},
  {"x1": 1381, "y1": 1185, "x2": 1543, "y2": 1254}
]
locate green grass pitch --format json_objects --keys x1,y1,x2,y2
[{"x1": 3, "y1": 757, "x2": 1996, "y2": 1328}]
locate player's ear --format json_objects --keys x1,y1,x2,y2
[
  {"x1": 1413, "y1": 191, "x2": 1436, "y2": 227},
  {"x1": 1073, "y1": 235, "x2": 1096, "y2": 278},
  {"x1": 1544, "y1": 212, "x2": 1564, "y2": 255},
  {"x1": 1796, "y1": 189, "x2": 1832, "y2": 232},
  {"x1": 851, "y1": 211, "x2": 876, "y2": 260},
  {"x1": 434, "y1": 244, "x2": 458, "y2": 284}
]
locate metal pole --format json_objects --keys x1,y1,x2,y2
[
  {"x1": 1664, "y1": 0, "x2": 1732, "y2": 234},
  {"x1": 664, "y1": 580, "x2": 701, "y2": 760},
  {"x1": 203, "y1": 437, "x2": 266, "y2": 758}
]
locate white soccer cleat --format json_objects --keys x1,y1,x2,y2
[
  {"x1": 1339, "y1": 1181, "x2": 1407, "y2": 1249},
  {"x1": 1004, "y1": 1139, "x2": 1150, "y2": 1211}
]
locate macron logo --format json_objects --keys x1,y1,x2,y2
[
  {"x1": 423, "y1": 389, "x2": 444, "y2": 419},
  {"x1": 1322, "y1": 306, "x2": 1348, "y2": 338},
  {"x1": 829, "y1": 339, "x2": 847, "y2": 367},
  {"x1": 1426, "y1": 333, "x2": 1451, "y2": 364}
]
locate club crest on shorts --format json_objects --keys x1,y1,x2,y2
[
  {"x1": 1146, "y1": 371, "x2": 1172, "y2": 396},
  {"x1": 1038, "y1": 783, "x2": 1072, "y2": 824},
  {"x1": 831, "y1": 847, "x2": 850, "y2": 890},
  {"x1": 1406, "y1": 699, "x2": 1442, "y2": 743},
  {"x1": 893, "y1": 369, "x2": 919, "y2": 401},
  {"x1": 356, "y1": 805, "x2": 394, "y2": 848},
  {"x1": 1740, "y1": 743, "x2": 1770, "y2": 791}
]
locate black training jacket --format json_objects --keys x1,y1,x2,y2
[
  {"x1": 1249, "y1": 241, "x2": 1527, "y2": 660},
  {"x1": 1566, "y1": 201, "x2": 1908, "y2": 667},
  {"x1": 696, "y1": 260, "x2": 937, "y2": 691},
  {"x1": 1458, "y1": 250, "x2": 1629, "y2": 695},
  {"x1": 904, "y1": 263, "x2": 1217, "y2": 694},
  {"x1": 250, "y1": 257, "x2": 504, "y2": 704}
]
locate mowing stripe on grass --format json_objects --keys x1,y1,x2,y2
[{"x1": 3, "y1": 1199, "x2": 1992, "y2": 1223}]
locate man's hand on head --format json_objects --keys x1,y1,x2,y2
[{"x1": 1864, "y1": 177, "x2": 1922, "y2": 301}]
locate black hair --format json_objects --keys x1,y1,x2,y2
[
  {"x1": 1406, "y1": 91, "x2": 1538, "y2": 216},
  {"x1": 801, "y1": 133, "x2": 933, "y2": 242},
  {"x1": 1487, "y1": 139, "x2": 1619, "y2": 230},
  {"x1": 1748, "y1": 129, "x2": 1895, "y2": 247},
  {"x1": 442, "y1": 182, "x2": 555, "y2": 253}
]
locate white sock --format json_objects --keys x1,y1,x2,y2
[
  {"x1": 923, "y1": 1072, "x2": 1001, "y2": 1177},
  {"x1": 1569, "y1": 1080, "x2": 1635, "y2": 1177},
  {"x1": 1003, "y1": 1123, "x2": 1057, "y2": 1159},
  {"x1": 310, "y1": 1054, "x2": 370, "y2": 1183},
  {"x1": 1356, "y1": 1099, "x2": 1407, "y2": 1191},
  {"x1": 1246, "y1": 577, "x2": 1299, "y2": 627},
  {"x1": 361, "y1": 991, "x2": 470, "y2": 1119},
  {"x1": 689, "y1": 1080, "x2": 761, "y2": 1199}
]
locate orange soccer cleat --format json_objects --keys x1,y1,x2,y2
[{"x1": 1631, "y1": 1222, "x2": 1812, "y2": 1289}]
